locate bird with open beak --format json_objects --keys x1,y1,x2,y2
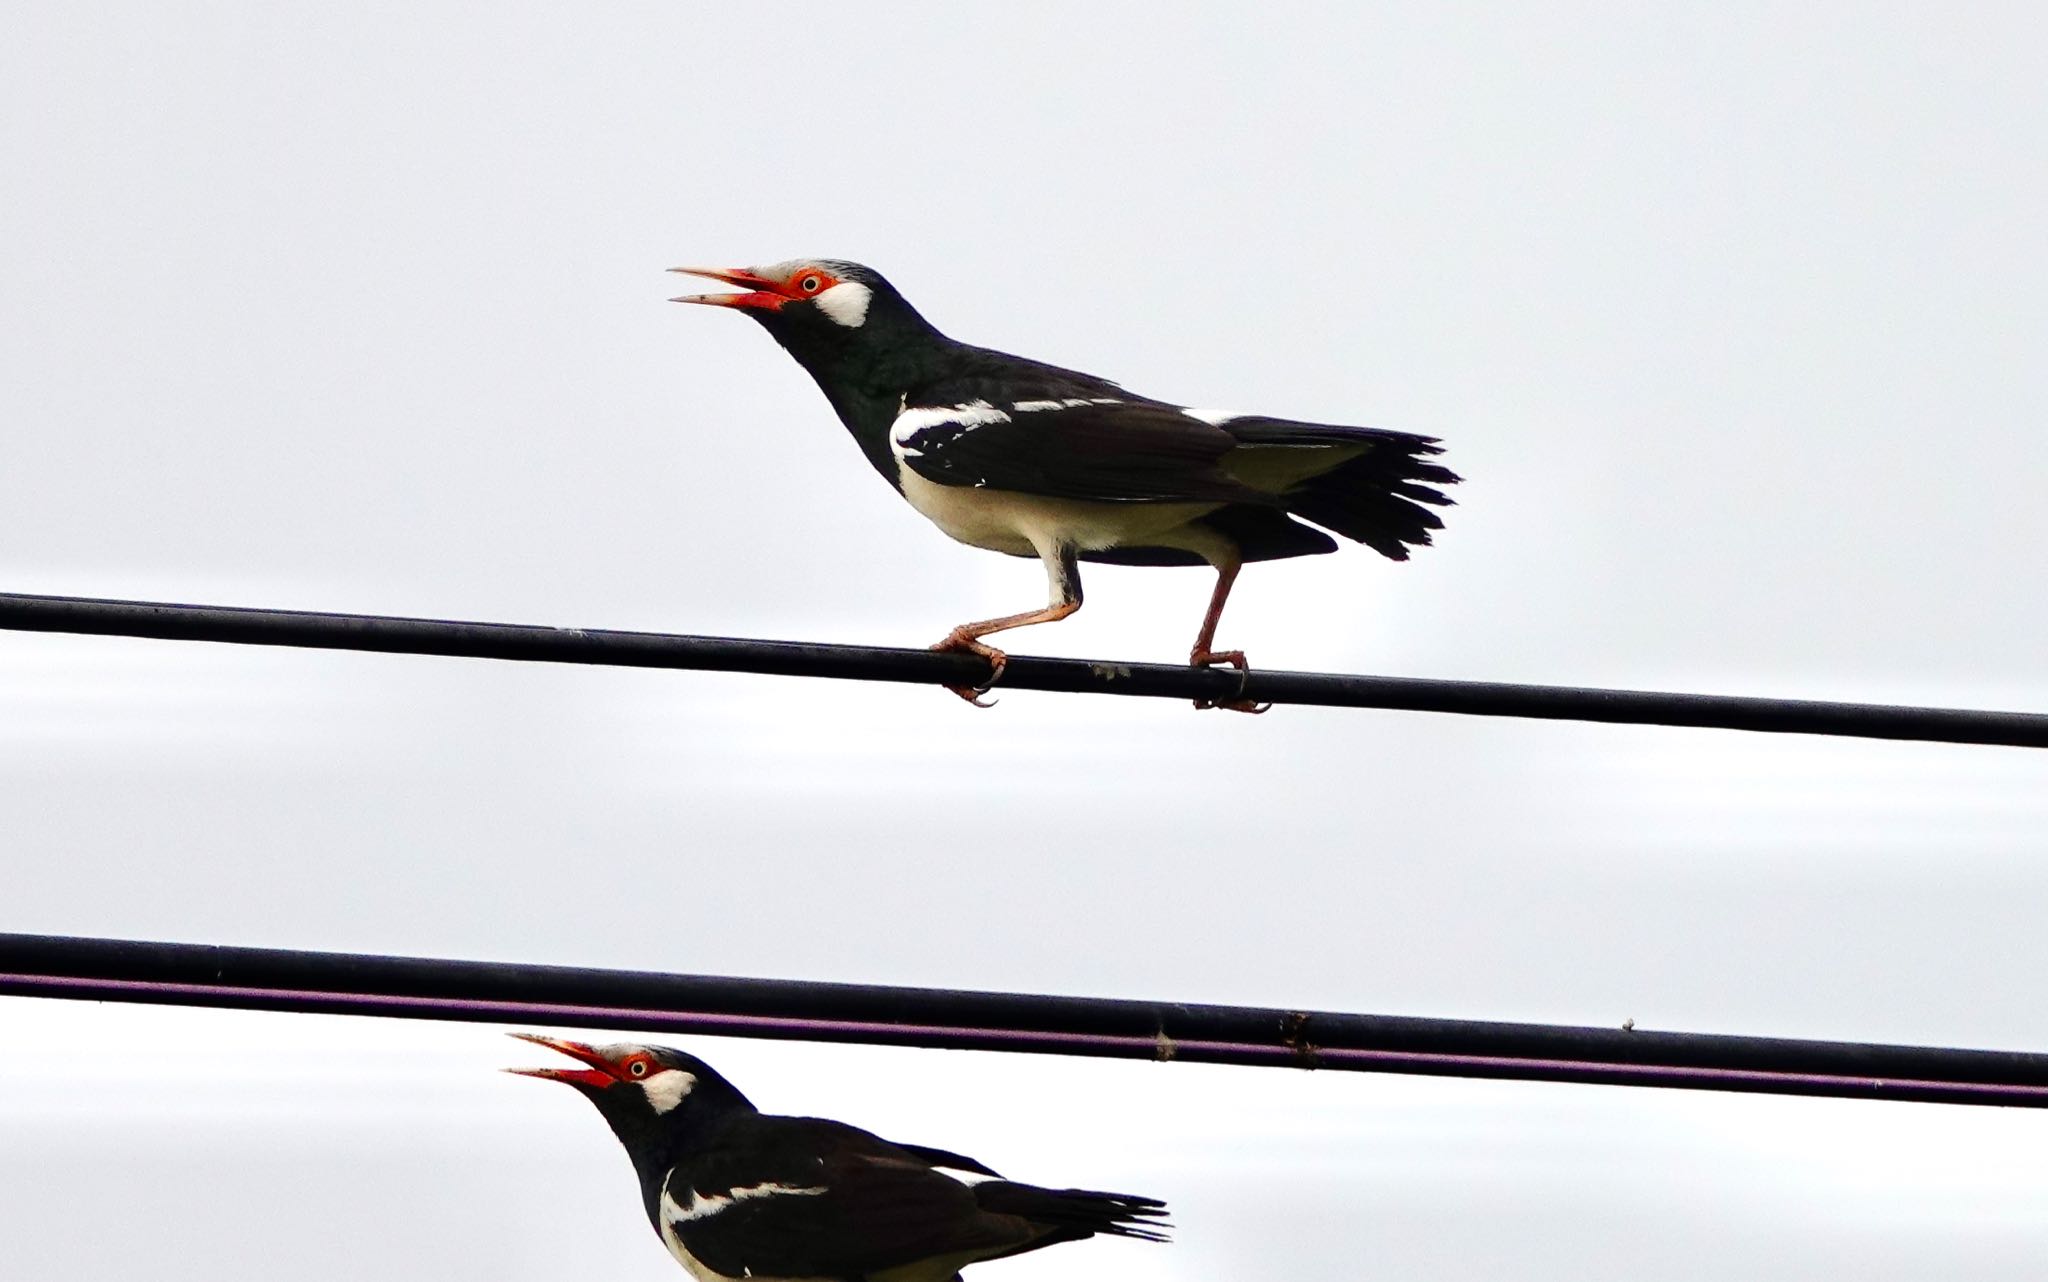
[
  {"x1": 670, "y1": 258, "x2": 1457, "y2": 711},
  {"x1": 509, "y1": 1033, "x2": 1168, "y2": 1282}
]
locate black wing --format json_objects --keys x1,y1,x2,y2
[
  {"x1": 891, "y1": 396, "x2": 1274, "y2": 505},
  {"x1": 891, "y1": 1142, "x2": 1003, "y2": 1178},
  {"x1": 664, "y1": 1117, "x2": 1035, "y2": 1279}
]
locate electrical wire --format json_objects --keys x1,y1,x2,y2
[
  {"x1": 4, "y1": 932, "x2": 2046, "y2": 1109},
  {"x1": 2, "y1": 591, "x2": 2043, "y2": 746}
]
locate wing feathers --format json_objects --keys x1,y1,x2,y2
[
  {"x1": 891, "y1": 397, "x2": 1271, "y2": 504},
  {"x1": 887, "y1": 392, "x2": 1460, "y2": 562},
  {"x1": 893, "y1": 1143, "x2": 1005, "y2": 1178},
  {"x1": 662, "y1": 1116, "x2": 1166, "y2": 1280}
]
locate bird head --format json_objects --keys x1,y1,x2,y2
[
  {"x1": 507, "y1": 1033, "x2": 755, "y2": 1164},
  {"x1": 668, "y1": 259, "x2": 939, "y2": 373}
]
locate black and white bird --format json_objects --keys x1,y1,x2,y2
[
  {"x1": 671, "y1": 258, "x2": 1458, "y2": 710},
  {"x1": 508, "y1": 1034, "x2": 1168, "y2": 1282}
]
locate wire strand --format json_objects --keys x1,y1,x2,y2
[
  {"x1": 2, "y1": 590, "x2": 2044, "y2": 746},
  {"x1": 4, "y1": 932, "x2": 2048, "y2": 1108}
]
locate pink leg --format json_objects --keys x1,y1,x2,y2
[
  {"x1": 930, "y1": 543, "x2": 1083, "y2": 707},
  {"x1": 931, "y1": 600, "x2": 1081, "y2": 706},
  {"x1": 1188, "y1": 560, "x2": 1266, "y2": 714}
]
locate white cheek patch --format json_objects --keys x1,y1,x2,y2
[
  {"x1": 813, "y1": 281, "x2": 873, "y2": 328},
  {"x1": 640, "y1": 1069, "x2": 697, "y2": 1114}
]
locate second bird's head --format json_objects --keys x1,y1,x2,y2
[
  {"x1": 508, "y1": 1033, "x2": 755, "y2": 1160},
  {"x1": 669, "y1": 258, "x2": 937, "y2": 370}
]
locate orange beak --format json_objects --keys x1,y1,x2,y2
[
  {"x1": 504, "y1": 1032, "x2": 618, "y2": 1088},
  {"x1": 668, "y1": 265, "x2": 790, "y2": 311}
]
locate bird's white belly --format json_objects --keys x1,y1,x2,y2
[{"x1": 896, "y1": 467, "x2": 1218, "y2": 557}]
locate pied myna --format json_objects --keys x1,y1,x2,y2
[
  {"x1": 509, "y1": 1035, "x2": 1168, "y2": 1282},
  {"x1": 671, "y1": 258, "x2": 1457, "y2": 710}
]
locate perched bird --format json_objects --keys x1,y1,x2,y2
[
  {"x1": 671, "y1": 259, "x2": 1457, "y2": 710},
  {"x1": 508, "y1": 1034, "x2": 1168, "y2": 1282}
]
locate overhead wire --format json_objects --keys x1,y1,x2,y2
[
  {"x1": 2, "y1": 591, "x2": 2044, "y2": 746},
  {"x1": 4, "y1": 932, "x2": 2048, "y2": 1109}
]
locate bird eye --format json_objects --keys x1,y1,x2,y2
[
  {"x1": 629, "y1": 1061, "x2": 648, "y2": 1077},
  {"x1": 800, "y1": 275, "x2": 821, "y2": 293}
]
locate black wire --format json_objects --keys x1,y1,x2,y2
[
  {"x1": 3, "y1": 932, "x2": 2046, "y2": 1108},
  {"x1": 2, "y1": 591, "x2": 2044, "y2": 746}
]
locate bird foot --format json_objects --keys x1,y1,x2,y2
[
  {"x1": 931, "y1": 631, "x2": 1007, "y2": 708},
  {"x1": 1190, "y1": 648, "x2": 1269, "y2": 714}
]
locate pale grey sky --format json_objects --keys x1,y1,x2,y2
[{"x1": 4, "y1": 4, "x2": 2048, "y2": 1279}]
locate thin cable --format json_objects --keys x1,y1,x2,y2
[
  {"x1": 1, "y1": 590, "x2": 2043, "y2": 746},
  {"x1": 4, "y1": 932, "x2": 2048, "y2": 1108}
]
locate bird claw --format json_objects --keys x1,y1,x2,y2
[
  {"x1": 932, "y1": 633, "x2": 1007, "y2": 709},
  {"x1": 1199, "y1": 698, "x2": 1271, "y2": 714},
  {"x1": 1190, "y1": 648, "x2": 1269, "y2": 714}
]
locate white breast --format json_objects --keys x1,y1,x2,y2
[
  {"x1": 896, "y1": 465, "x2": 1222, "y2": 559},
  {"x1": 895, "y1": 468, "x2": 1043, "y2": 555}
]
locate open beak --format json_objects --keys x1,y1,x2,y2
[
  {"x1": 504, "y1": 1032, "x2": 618, "y2": 1088},
  {"x1": 668, "y1": 265, "x2": 789, "y2": 310}
]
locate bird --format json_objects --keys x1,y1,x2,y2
[
  {"x1": 669, "y1": 258, "x2": 1458, "y2": 711},
  {"x1": 507, "y1": 1034, "x2": 1169, "y2": 1282}
]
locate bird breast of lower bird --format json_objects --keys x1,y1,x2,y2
[
  {"x1": 658, "y1": 1223, "x2": 983, "y2": 1282},
  {"x1": 896, "y1": 469, "x2": 1218, "y2": 556},
  {"x1": 657, "y1": 1222, "x2": 828, "y2": 1282}
]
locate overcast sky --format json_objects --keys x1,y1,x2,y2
[{"x1": 5, "y1": 4, "x2": 2048, "y2": 1279}]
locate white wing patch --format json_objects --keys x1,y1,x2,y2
[
  {"x1": 1180, "y1": 407, "x2": 1239, "y2": 425},
  {"x1": 1012, "y1": 397, "x2": 1123, "y2": 412},
  {"x1": 890, "y1": 400, "x2": 1012, "y2": 458},
  {"x1": 813, "y1": 281, "x2": 872, "y2": 328},
  {"x1": 663, "y1": 1181, "x2": 831, "y2": 1223}
]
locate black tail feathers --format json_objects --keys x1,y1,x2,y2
[
  {"x1": 973, "y1": 1181, "x2": 1172, "y2": 1243},
  {"x1": 1225, "y1": 416, "x2": 1459, "y2": 561}
]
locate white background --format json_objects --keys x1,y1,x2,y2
[{"x1": 4, "y1": 4, "x2": 2047, "y2": 1278}]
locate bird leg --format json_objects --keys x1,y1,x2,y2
[
  {"x1": 931, "y1": 602, "x2": 1079, "y2": 705},
  {"x1": 1189, "y1": 560, "x2": 1268, "y2": 714},
  {"x1": 930, "y1": 543, "x2": 1082, "y2": 707}
]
